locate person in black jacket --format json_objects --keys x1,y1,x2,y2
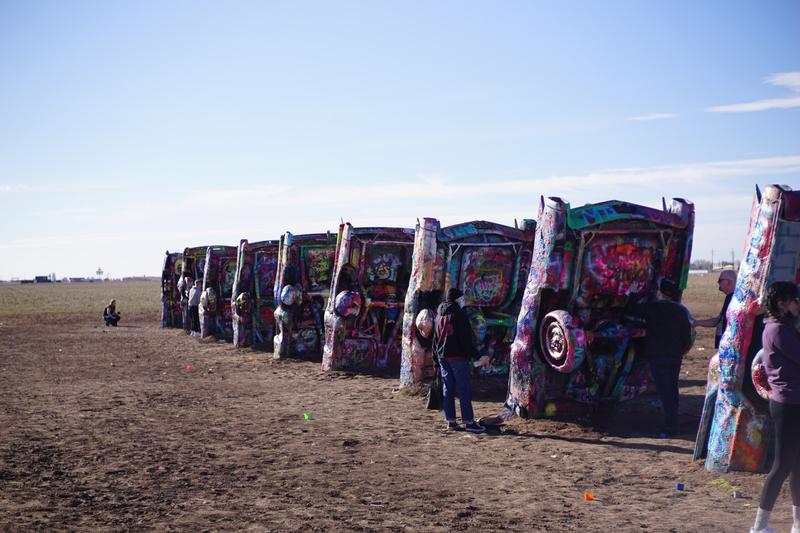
[
  {"x1": 628, "y1": 279, "x2": 694, "y2": 438},
  {"x1": 434, "y1": 288, "x2": 490, "y2": 433},
  {"x1": 694, "y1": 269, "x2": 735, "y2": 348},
  {"x1": 103, "y1": 299, "x2": 121, "y2": 327}
]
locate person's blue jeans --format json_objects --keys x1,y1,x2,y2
[{"x1": 440, "y1": 359, "x2": 475, "y2": 423}]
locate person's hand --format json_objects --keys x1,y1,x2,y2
[{"x1": 476, "y1": 355, "x2": 491, "y2": 367}]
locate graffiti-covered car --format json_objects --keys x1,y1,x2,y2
[
  {"x1": 323, "y1": 224, "x2": 415, "y2": 372},
  {"x1": 491, "y1": 196, "x2": 694, "y2": 420},
  {"x1": 695, "y1": 185, "x2": 800, "y2": 473},
  {"x1": 273, "y1": 232, "x2": 336, "y2": 358},
  {"x1": 161, "y1": 250, "x2": 184, "y2": 328},
  {"x1": 180, "y1": 246, "x2": 209, "y2": 332},
  {"x1": 231, "y1": 239, "x2": 279, "y2": 349},
  {"x1": 199, "y1": 245, "x2": 238, "y2": 340},
  {"x1": 399, "y1": 218, "x2": 536, "y2": 387}
]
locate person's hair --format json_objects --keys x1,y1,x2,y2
[
  {"x1": 764, "y1": 281, "x2": 798, "y2": 320},
  {"x1": 109, "y1": 299, "x2": 116, "y2": 306},
  {"x1": 659, "y1": 279, "x2": 680, "y2": 301},
  {"x1": 718, "y1": 269, "x2": 736, "y2": 282}
]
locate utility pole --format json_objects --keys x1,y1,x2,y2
[
  {"x1": 711, "y1": 249, "x2": 714, "y2": 271},
  {"x1": 731, "y1": 249, "x2": 735, "y2": 271}
]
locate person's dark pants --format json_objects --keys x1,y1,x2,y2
[
  {"x1": 759, "y1": 400, "x2": 800, "y2": 510},
  {"x1": 440, "y1": 358, "x2": 475, "y2": 423},
  {"x1": 190, "y1": 305, "x2": 200, "y2": 333},
  {"x1": 649, "y1": 356, "x2": 682, "y2": 434},
  {"x1": 104, "y1": 317, "x2": 119, "y2": 327}
]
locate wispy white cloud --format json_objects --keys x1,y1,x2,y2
[
  {"x1": 766, "y1": 72, "x2": 800, "y2": 92},
  {"x1": 0, "y1": 183, "x2": 125, "y2": 194},
  {"x1": 707, "y1": 71, "x2": 800, "y2": 113},
  {"x1": 181, "y1": 155, "x2": 800, "y2": 212},
  {"x1": 628, "y1": 113, "x2": 678, "y2": 122},
  {"x1": 30, "y1": 207, "x2": 99, "y2": 218}
]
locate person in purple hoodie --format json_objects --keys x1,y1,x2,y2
[{"x1": 751, "y1": 281, "x2": 800, "y2": 533}]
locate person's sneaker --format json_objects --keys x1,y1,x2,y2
[
  {"x1": 446, "y1": 421, "x2": 461, "y2": 431},
  {"x1": 464, "y1": 421, "x2": 486, "y2": 433}
]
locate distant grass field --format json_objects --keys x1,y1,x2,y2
[
  {"x1": 0, "y1": 274, "x2": 725, "y2": 322},
  {"x1": 682, "y1": 272, "x2": 726, "y2": 319},
  {"x1": 0, "y1": 281, "x2": 161, "y2": 319}
]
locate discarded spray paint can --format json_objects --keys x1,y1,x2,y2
[
  {"x1": 675, "y1": 483, "x2": 685, "y2": 491},
  {"x1": 732, "y1": 491, "x2": 742, "y2": 499}
]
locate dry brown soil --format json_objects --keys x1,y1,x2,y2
[{"x1": 0, "y1": 277, "x2": 795, "y2": 532}]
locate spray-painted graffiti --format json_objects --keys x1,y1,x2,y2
[
  {"x1": 161, "y1": 251, "x2": 184, "y2": 328},
  {"x1": 399, "y1": 219, "x2": 536, "y2": 387},
  {"x1": 199, "y1": 245, "x2": 238, "y2": 340},
  {"x1": 323, "y1": 224, "x2": 416, "y2": 372},
  {"x1": 578, "y1": 238, "x2": 657, "y2": 309},
  {"x1": 273, "y1": 233, "x2": 336, "y2": 358},
  {"x1": 696, "y1": 185, "x2": 800, "y2": 473},
  {"x1": 495, "y1": 196, "x2": 694, "y2": 421},
  {"x1": 231, "y1": 240, "x2": 279, "y2": 349},
  {"x1": 179, "y1": 246, "x2": 209, "y2": 332},
  {"x1": 568, "y1": 200, "x2": 689, "y2": 230},
  {"x1": 305, "y1": 247, "x2": 334, "y2": 290},
  {"x1": 460, "y1": 247, "x2": 515, "y2": 307}
]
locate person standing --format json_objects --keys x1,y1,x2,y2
[
  {"x1": 177, "y1": 275, "x2": 192, "y2": 332},
  {"x1": 628, "y1": 279, "x2": 694, "y2": 437},
  {"x1": 750, "y1": 281, "x2": 800, "y2": 533},
  {"x1": 695, "y1": 269, "x2": 736, "y2": 348},
  {"x1": 433, "y1": 288, "x2": 490, "y2": 433},
  {"x1": 188, "y1": 280, "x2": 202, "y2": 337}
]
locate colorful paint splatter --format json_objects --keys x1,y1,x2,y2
[
  {"x1": 696, "y1": 185, "x2": 800, "y2": 473},
  {"x1": 503, "y1": 196, "x2": 694, "y2": 419},
  {"x1": 399, "y1": 219, "x2": 536, "y2": 388}
]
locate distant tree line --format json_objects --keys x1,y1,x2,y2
[{"x1": 690, "y1": 259, "x2": 713, "y2": 271}]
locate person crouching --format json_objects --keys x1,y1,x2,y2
[{"x1": 103, "y1": 299, "x2": 121, "y2": 327}]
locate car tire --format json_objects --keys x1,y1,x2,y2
[
  {"x1": 539, "y1": 310, "x2": 586, "y2": 373},
  {"x1": 750, "y1": 349, "x2": 771, "y2": 401}
]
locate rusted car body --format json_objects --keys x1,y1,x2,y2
[
  {"x1": 231, "y1": 239, "x2": 280, "y2": 349},
  {"x1": 161, "y1": 251, "x2": 184, "y2": 328},
  {"x1": 494, "y1": 196, "x2": 694, "y2": 420},
  {"x1": 322, "y1": 224, "x2": 415, "y2": 372},
  {"x1": 273, "y1": 232, "x2": 336, "y2": 358},
  {"x1": 199, "y1": 245, "x2": 238, "y2": 340},
  {"x1": 695, "y1": 185, "x2": 800, "y2": 472},
  {"x1": 399, "y1": 219, "x2": 536, "y2": 387}
]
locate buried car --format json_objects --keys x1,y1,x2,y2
[
  {"x1": 199, "y1": 245, "x2": 238, "y2": 340},
  {"x1": 399, "y1": 218, "x2": 536, "y2": 388},
  {"x1": 486, "y1": 196, "x2": 694, "y2": 421},
  {"x1": 273, "y1": 232, "x2": 336, "y2": 358},
  {"x1": 695, "y1": 185, "x2": 800, "y2": 473},
  {"x1": 179, "y1": 246, "x2": 210, "y2": 332},
  {"x1": 322, "y1": 224, "x2": 415, "y2": 372},
  {"x1": 231, "y1": 239, "x2": 279, "y2": 349},
  {"x1": 161, "y1": 250, "x2": 184, "y2": 328}
]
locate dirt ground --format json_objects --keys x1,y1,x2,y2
[{"x1": 0, "y1": 277, "x2": 795, "y2": 532}]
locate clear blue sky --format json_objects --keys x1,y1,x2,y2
[{"x1": 1, "y1": 1, "x2": 798, "y2": 278}]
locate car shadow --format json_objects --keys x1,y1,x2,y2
[{"x1": 487, "y1": 426, "x2": 693, "y2": 455}]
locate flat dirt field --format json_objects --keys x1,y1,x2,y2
[{"x1": 0, "y1": 277, "x2": 792, "y2": 532}]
